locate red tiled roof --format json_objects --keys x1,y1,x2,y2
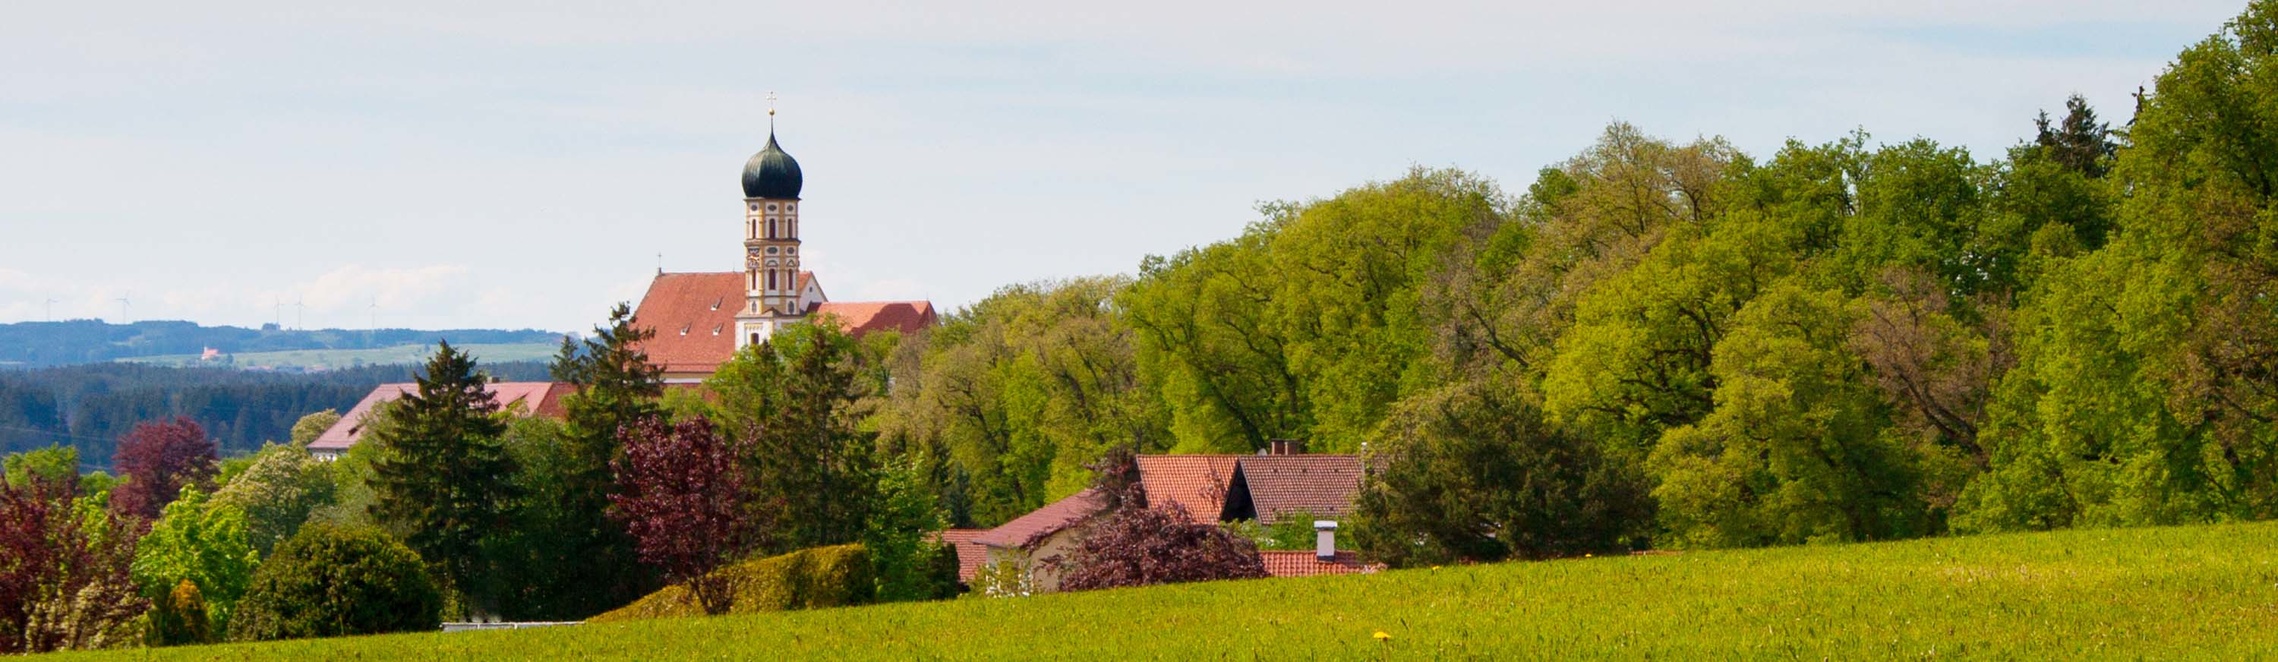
[
  {"x1": 813, "y1": 301, "x2": 936, "y2": 336},
  {"x1": 973, "y1": 489, "x2": 1106, "y2": 550},
  {"x1": 935, "y1": 529, "x2": 991, "y2": 583},
  {"x1": 631, "y1": 272, "x2": 744, "y2": 374},
  {"x1": 308, "y1": 382, "x2": 570, "y2": 453},
  {"x1": 1259, "y1": 550, "x2": 1379, "y2": 578},
  {"x1": 1236, "y1": 455, "x2": 1364, "y2": 525},
  {"x1": 1136, "y1": 455, "x2": 1243, "y2": 520}
]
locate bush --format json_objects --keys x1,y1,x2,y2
[
  {"x1": 590, "y1": 544, "x2": 874, "y2": 621},
  {"x1": 228, "y1": 524, "x2": 441, "y2": 642}
]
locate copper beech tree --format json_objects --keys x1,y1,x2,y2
[
  {"x1": 608, "y1": 416, "x2": 749, "y2": 614},
  {"x1": 109, "y1": 417, "x2": 218, "y2": 522},
  {"x1": 1054, "y1": 452, "x2": 1266, "y2": 591}
]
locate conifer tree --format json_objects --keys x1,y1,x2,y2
[
  {"x1": 368, "y1": 341, "x2": 517, "y2": 611},
  {"x1": 511, "y1": 303, "x2": 663, "y2": 617}
]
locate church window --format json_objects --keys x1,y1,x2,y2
[
  {"x1": 750, "y1": 333, "x2": 760, "y2": 345},
  {"x1": 767, "y1": 203, "x2": 778, "y2": 212},
  {"x1": 767, "y1": 270, "x2": 778, "y2": 290},
  {"x1": 768, "y1": 218, "x2": 778, "y2": 239}
]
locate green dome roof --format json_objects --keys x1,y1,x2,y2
[{"x1": 741, "y1": 133, "x2": 803, "y2": 199}]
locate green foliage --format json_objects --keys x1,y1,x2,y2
[
  {"x1": 1353, "y1": 380, "x2": 1650, "y2": 566},
  {"x1": 1961, "y1": 0, "x2": 2278, "y2": 531},
  {"x1": 5, "y1": 445, "x2": 78, "y2": 488},
  {"x1": 861, "y1": 461, "x2": 950, "y2": 602},
  {"x1": 1126, "y1": 168, "x2": 1505, "y2": 454},
  {"x1": 211, "y1": 442, "x2": 336, "y2": 557},
  {"x1": 705, "y1": 323, "x2": 878, "y2": 555},
  {"x1": 875, "y1": 277, "x2": 1166, "y2": 526},
  {"x1": 131, "y1": 488, "x2": 257, "y2": 643},
  {"x1": 1648, "y1": 283, "x2": 1925, "y2": 547},
  {"x1": 588, "y1": 544, "x2": 875, "y2": 621},
  {"x1": 227, "y1": 524, "x2": 441, "y2": 642},
  {"x1": 367, "y1": 342, "x2": 518, "y2": 609}
]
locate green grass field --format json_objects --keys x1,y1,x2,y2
[
  {"x1": 120, "y1": 343, "x2": 561, "y2": 371},
  {"x1": 54, "y1": 522, "x2": 2278, "y2": 660}
]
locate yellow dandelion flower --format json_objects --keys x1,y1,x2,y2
[{"x1": 1373, "y1": 631, "x2": 1392, "y2": 641}]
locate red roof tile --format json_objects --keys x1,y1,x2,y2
[
  {"x1": 1235, "y1": 455, "x2": 1364, "y2": 525},
  {"x1": 631, "y1": 272, "x2": 745, "y2": 374},
  {"x1": 973, "y1": 489, "x2": 1106, "y2": 550},
  {"x1": 1259, "y1": 550, "x2": 1379, "y2": 578},
  {"x1": 813, "y1": 301, "x2": 936, "y2": 336},
  {"x1": 935, "y1": 529, "x2": 991, "y2": 583},
  {"x1": 308, "y1": 382, "x2": 570, "y2": 453},
  {"x1": 1135, "y1": 455, "x2": 1243, "y2": 520}
]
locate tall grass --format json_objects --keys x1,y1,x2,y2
[{"x1": 54, "y1": 521, "x2": 2278, "y2": 659}]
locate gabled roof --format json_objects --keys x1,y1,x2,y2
[
  {"x1": 813, "y1": 301, "x2": 936, "y2": 336},
  {"x1": 973, "y1": 489, "x2": 1106, "y2": 550},
  {"x1": 1232, "y1": 455, "x2": 1365, "y2": 525},
  {"x1": 1259, "y1": 550, "x2": 1379, "y2": 578},
  {"x1": 935, "y1": 529, "x2": 990, "y2": 583},
  {"x1": 1135, "y1": 455, "x2": 1243, "y2": 520},
  {"x1": 308, "y1": 382, "x2": 570, "y2": 453},
  {"x1": 631, "y1": 272, "x2": 745, "y2": 374}
]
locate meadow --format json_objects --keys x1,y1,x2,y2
[
  {"x1": 121, "y1": 343, "x2": 561, "y2": 371},
  {"x1": 53, "y1": 521, "x2": 2278, "y2": 660}
]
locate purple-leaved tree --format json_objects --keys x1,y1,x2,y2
[{"x1": 608, "y1": 416, "x2": 749, "y2": 614}]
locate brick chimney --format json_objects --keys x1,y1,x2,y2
[{"x1": 1314, "y1": 520, "x2": 1337, "y2": 561}]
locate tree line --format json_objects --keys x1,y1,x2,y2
[
  {"x1": 0, "y1": 361, "x2": 552, "y2": 464},
  {"x1": 881, "y1": 1, "x2": 2278, "y2": 565}
]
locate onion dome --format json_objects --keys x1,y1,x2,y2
[{"x1": 741, "y1": 132, "x2": 803, "y2": 199}]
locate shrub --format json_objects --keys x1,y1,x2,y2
[
  {"x1": 228, "y1": 524, "x2": 441, "y2": 642},
  {"x1": 1054, "y1": 462, "x2": 1267, "y2": 592},
  {"x1": 110, "y1": 418, "x2": 218, "y2": 522},
  {"x1": 589, "y1": 544, "x2": 874, "y2": 621}
]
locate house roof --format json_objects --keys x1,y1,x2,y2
[
  {"x1": 632, "y1": 272, "x2": 933, "y2": 375},
  {"x1": 631, "y1": 272, "x2": 746, "y2": 374},
  {"x1": 813, "y1": 301, "x2": 936, "y2": 336},
  {"x1": 308, "y1": 382, "x2": 570, "y2": 453},
  {"x1": 1135, "y1": 455, "x2": 1243, "y2": 519},
  {"x1": 1259, "y1": 550, "x2": 1379, "y2": 578},
  {"x1": 1233, "y1": 455, "x2": 1365, "y2": 525},
  {"x1": 936, "y1": 529, "x2": 990, "y2": 583},
  {"x1": 973, "y1": 489, "x2": 1106, "y2": 550}
]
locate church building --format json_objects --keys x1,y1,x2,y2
[{"x1": 633, "y1": 115, "x2": 936, "y2": 383}]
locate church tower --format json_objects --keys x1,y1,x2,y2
[{"x1": 735, "y1": 104, "x2": 809, "y2": 348}]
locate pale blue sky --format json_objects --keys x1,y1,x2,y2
[{"x1": 0, "y1": 1, "x2": 2240, "y2": 332}]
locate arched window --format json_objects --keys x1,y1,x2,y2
[
  {"x1": 767, "y1": 269, "x2": 778, "y2": 290},
  {"x1": 750, "y1": 332, "x2": 761, "y2": 346}
]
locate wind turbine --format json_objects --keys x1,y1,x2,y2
[
  {"x1": 43, "y1": 299, "x2": 55, "y2": 322},
  {"x1": 115, "y1": 294, "x2": 130, "y2": 324},
  {"x1": 274, "y1": 297, "x2": 284, "y2": 329},
  {"x1": 294, "y1": 296, "x2": 305, "y2": 331}
]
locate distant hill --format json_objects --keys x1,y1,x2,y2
[
  {"x1": 0, "y1": 361, "x2": 556, "y2": 468},
  {"x1": 0, "y1": 320, "x2": 567, "y2": 369}
]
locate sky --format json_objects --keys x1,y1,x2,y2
[{"x1": 0, "y1": 1, "x2": 2246, "y2": 333}]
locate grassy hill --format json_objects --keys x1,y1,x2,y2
[
  {"x1": 120, "y1": 343, "x2": 563, "y2": 371},
  {"x1": 54, "y1": 522, "x2": 2278, "y2": 659}
]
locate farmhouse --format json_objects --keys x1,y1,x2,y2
[
  {"x1": 631, "y1": 115, "x2": 935, "y2": 383},
  {"x1": 956, "y1": 445, "x2": 1379, "y2": 590},
  {"x1": 306, "y1": 381, "x2": 572, "y2": 460}
]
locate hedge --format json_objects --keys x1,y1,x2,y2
[{"x1": 591, "y1": 544, "x2": 873, "y2": 621}]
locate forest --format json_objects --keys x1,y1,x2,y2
[
  {"x1": 0, "y1": 362, "x2": 552, "y2": 465},
  {"x1": 878, "y1": 1, "x2": 2278, "y2": 558}
]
